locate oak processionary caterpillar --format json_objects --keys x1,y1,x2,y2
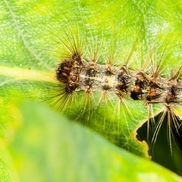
[{"x1": 49, "y1": 27, "x2": 182, "y2": 173}]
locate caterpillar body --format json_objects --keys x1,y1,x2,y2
[{"x1": 56, "y1": 52, "x2": 182, "y2": 105}]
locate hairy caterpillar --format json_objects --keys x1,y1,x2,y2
[
  {"x1": 48, "y1": 31, "x2": 182, "y2": 174},
  {"x1": 57, "y1": 50, "x2": 182, "y2": 104},
  {"x1": 47, "y1": 26, "x2": 181, "y2": 148}
]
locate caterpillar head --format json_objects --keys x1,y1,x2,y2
[{"x1": 56, "y1": 54, "x2": 83, "y2": 93}]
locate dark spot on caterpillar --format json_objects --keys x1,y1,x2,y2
[
  {"x1": 146, "y1": 82, "x2": 163, "y2": 101},
  {"x1": 87, "y1": 68, "x2": 96, "y2": 77},
  {"x1": 65, "y1": 82, "x2": 78, "y2": 94},
  {"x1": 116, "y1": 71, "x2": 130, "y2": 92},
  {"x1": 130, "y1": 73, "x2": 148, "y2": 100},
  {"x1": 130, "y1": 88, "x2": 140, "y2": 100},
  {"x1": 84, "y1": 68, "x2": 97, "y2": 87},
  {"x1": 102, "y1": 84, "x2": 111, "y2": 90},
  {"x1": 85, "y1": 79, "x2": 94, "y2": 87},
  {"x1": 105, "y1": 70, "x2": 113, "y2": 76},
  {"x1": 166, "y1": 85, "x2": 177, "y2": 103}
]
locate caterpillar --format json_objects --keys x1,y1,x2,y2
[
  {"x1": 57, "y1": 50, "x2": 182, "y2": 105},
  {"x1": 43, "y1": 23, "x2": 182, "y2": 174},
  {"x1": 49, "y1": 29, "x2": 180, "y2": 137}
]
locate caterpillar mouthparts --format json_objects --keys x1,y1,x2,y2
[{"x1": 56, "y1": 52, "x2": 182, "y2": 105}]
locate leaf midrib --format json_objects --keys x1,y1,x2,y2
[{"x1": 0, "y1": 65, "x2": 56, "y2": 83}]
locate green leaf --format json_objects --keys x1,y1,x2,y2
[
  {"x1": 5, "y1": 102, "x2": 182, "y2": 182},
  {"x1": 0, "y1": 0, "x2": 182, "y2": 178}
]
